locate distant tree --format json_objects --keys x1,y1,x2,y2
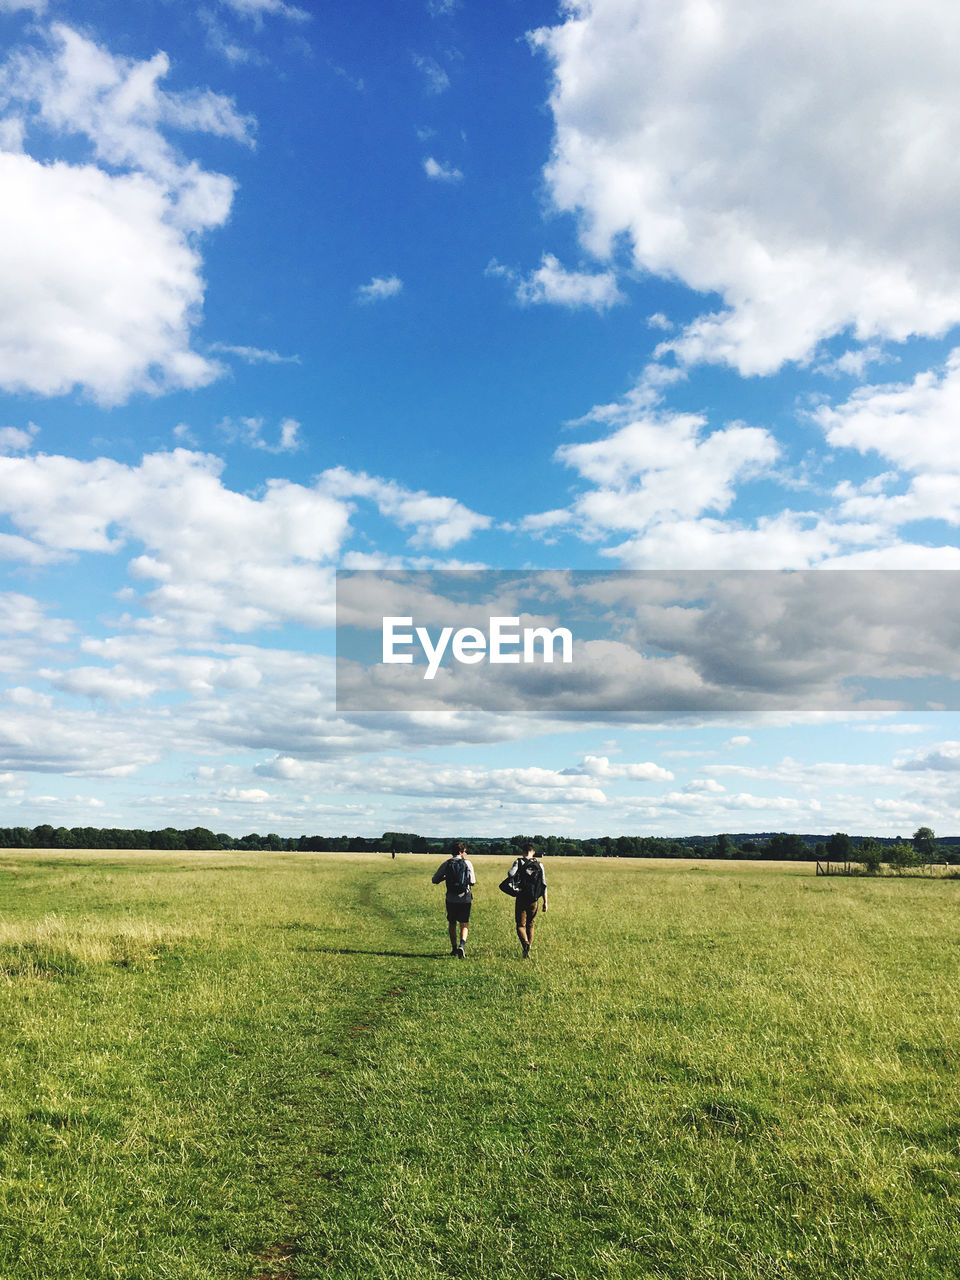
[
  {"x1": 912, "y1": 826, "x2": 937, "y2": 868},
  {"x1": 765, "y1": 833, "x2": 809, "y2": 860},
  {"x1": 182, "y1": 826, "x2": 219, "y2": 850},
  {"x1": 825, "y1": 832, "x2": 854, "y2": 864},
  {"x1": 886, "y1": 841, "x2": 919, "y2": 875},
  {"x1": 714, "y1": 833, "x2": 734, "y2": 858},
  {"x1": 858, "y1": 837, "x2": 883, "y2": 875},
  {"x1": 383, "y1": 832, "x2": 407, "y2": 853}
]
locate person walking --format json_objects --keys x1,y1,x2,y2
[
  {"x1": 507, "y1": 844, "x2": 547, "y2": 959},
  {"x1": 432, "y1": 841, "x2": 476, "y2": 957}
]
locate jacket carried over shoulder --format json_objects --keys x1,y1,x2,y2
[{"x1": 508, "y1": 856, "x2": 546, "y2": 902}]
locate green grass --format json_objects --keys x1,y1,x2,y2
[{"x1": 1, "y1": 851, "x2": 959, "y2": 1278}]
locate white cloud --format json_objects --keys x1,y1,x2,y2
[
  {"x1": 0, "y1": 700, "x2": 168, "y2": 776},
  {"x1": 600, "y1": 514, "x2": 843, "y2": 570},
  {"x1": 0, "y1": 25, "x2": 253, "y2": 403},
  {"x1": 209, "y1": 343, "x2": 301, "y2": 365},
  {"x1": 490, "y1": 253, "x2": 623, "y2": 311},
  {"x1": 219, "y1": 0, "x2": 309, "y2": 21},
  {"x1": 0, "y1": 1, "x2": 46, "y2": 11},
  {"x1": 38, "y1": 667, "x2": 157, "y2": 703},
  {"x1": 532, "y1": 0, "x2": 960, "y2": 373},
  {"x1": 413, "y1": 55, "x2": 450, "y2": 95},
  {"x1": 0, "y1": 423, "x2": 38, "y2": 453},
  {"x1": 356, "y1": 275, "x2": 404, "y2": 304},
  {"x1": 897, "y1": 741, "x2": 960, "y2": 772},
  {"x1": 814, "y1": 344, "x2": 891, "y2": 380},
  {"x1": 320, "y1": 466, "x2": 491, "y2": 550},
  {"x1": 0, "y1": 592, "x2": 72, "y2": 643},
  {"x1": 0, "y1": 448, "x2": 351, "y2": 633},
  {"x1": 218, "y1": 416, "x2": 303, "y2": 453},
  {"x1": 255, "y1": 754, "x2": 612, "y2": 806},
  {"x1": 0, "y1": 450, "x2": 495, "y2": 637},
  {"x1": 817, "y1": 349, "x2": 960, "y2": 474},
  {"x1": 681, "y1": 778, "x2": 725, "y2": 794},
  {"x1": 543, "y1": 410, "x2": 779, "y2": 547},
  {"x1": 423, "y1": 156, "x2": 463, "y2": 183},
  {"x1": 567, "y1": 754, "x2": 674, "y2": 782},
  {"x1": 220, "y1": 786, "x2": 272, "y2": 802},
  {"x1": 810, "y1": 351, "x2": 960, "y2": 533}
]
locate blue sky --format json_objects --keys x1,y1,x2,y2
[{"x1": 1, "y1": 0, "x2": 960, "y2": 839}]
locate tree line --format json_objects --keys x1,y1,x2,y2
[{"x1": 0, "y1": 823, "x2": 954, "y2": 867}]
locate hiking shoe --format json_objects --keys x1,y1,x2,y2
[
  {"x1": 450, "y1": 947, "x2": 458, "y2": 956},
  {"x1": 456, "y1": 944, "x2": 465, "y2": 958},
  {"x1": 521, "y1": 942, "x2": 530, "y2": 959}
]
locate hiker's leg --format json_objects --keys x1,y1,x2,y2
[
  {"x1": 448, "y1": 917, "x2": 458, "y2": 950},
  {"x1": 460, "y1": 922, "x2": 469, "y2": 946},
  {"x1": 515, "y1": 902, "x2": 529, "y2": 947},
  {"x1": 525, "y1": 901, "x2": 539, "y2": 947}
]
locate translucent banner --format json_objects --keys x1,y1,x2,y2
[{"x1": 335, "y1": 569, "x2": 960, "y2": 718}]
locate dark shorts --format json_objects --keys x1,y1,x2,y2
[
  {"x1": 515, "y1": 897, "x2": 540, "y2": 928},
  {"x1": 446, "y1": 899, "x2": 472, "y2": 923}
]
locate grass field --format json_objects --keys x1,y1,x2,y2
[{"x1": 1, "y1": 850, "x2": 959, "y2": 1279}]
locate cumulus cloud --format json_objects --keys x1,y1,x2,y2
[
  {"x1": 532, "y1": 0, "x2": 960, "y2": 373},
  {"x1": 488, "y1": 253, "x2": 623, "y2": 311},
  {"x1": 356, "y1": 275, "x2": 403, "y2": 304},
  {"x1": 565, "y1": 754, "x2": 674, "y2": 782},
  {"x1": 817, "y1": 350, "x2": 960, "y2": 475},
  {"x1": 0, "y1": 24, "x2": 253, "y2": 403},
  {"x1": 529, "y1": 409, "x2": 779, "y2": 553},
  {"x1": 810, "y1": 350, "x2": 960, "y2": 533},
  {"x1": 0, "y1": 448, "x2": 349, "y2": 633},
  {"x1": 0, "y1": 450, "x2": 498, "y2": 636}
]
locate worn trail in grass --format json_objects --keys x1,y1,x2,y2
[{"x1": 1, "y1": 852, "x2": 959, "y2": 1279}]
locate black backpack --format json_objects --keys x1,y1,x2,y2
[
  {"x1": 516, "y1": 858, "x2": 544, "y2": 899},
  {"x1": 445, "y1": 857, "x2": 471, "y2": 894}
]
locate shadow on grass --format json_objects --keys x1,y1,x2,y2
[{"x1": 296, "y1": 946, "x2": 448, "y2": 960}]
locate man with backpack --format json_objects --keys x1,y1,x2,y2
[
  {"x1": 507, "y1": 844, "x2": 548, "y2": 959},
  {"x1": 432, "y1": 841, "x2": 476, "y2": 958}
]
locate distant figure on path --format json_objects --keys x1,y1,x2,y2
[
  {"x1": 507, "y1": 844, "x2": 547, "y2": 959},
  {"x1": 432, "y1": 841, "x2": 476, "y2": 958}
]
